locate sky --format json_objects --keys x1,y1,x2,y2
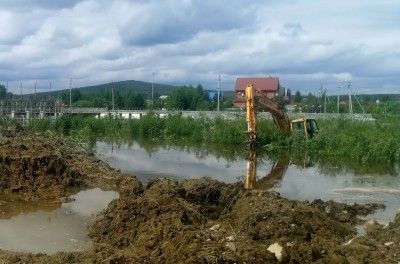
[{"x1": 0, "y1": 0, "x2": 399, "y2": 95}]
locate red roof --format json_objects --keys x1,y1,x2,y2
[{"x1": 235, "y1": 77, "x2": 280, "y2": 92}]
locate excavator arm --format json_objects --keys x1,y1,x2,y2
[{"x1": 245, "y1": 84, "x2": 291, "y2": 148}]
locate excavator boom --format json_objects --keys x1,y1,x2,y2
[{"x1": 245, "y1": 84, "x2": 291, "y2": 148}]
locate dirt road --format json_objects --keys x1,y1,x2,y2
[{"x1": 0, "y1": 128, "x2": 399, "y2": 263}]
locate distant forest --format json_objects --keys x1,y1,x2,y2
[
  {"x1": 0, "y1": 80, "x2": 235, "y2": 111},
  {"x1": 1, "y1": 80, "x2": 399, "y2": 115}
]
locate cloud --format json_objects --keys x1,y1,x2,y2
[
  {"x1": 118, "y1": 1, "x2": 261, "y2": 46},
  {"x1": 0, "y1": 0, "x2": 82, "y2": 11},
  {"x1": 0, "y1": 0, "x2": 399, "y2": 94}
]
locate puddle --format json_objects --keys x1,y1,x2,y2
[{"x1": 0, "y1": 188, "x2": 118, "y2": 254}]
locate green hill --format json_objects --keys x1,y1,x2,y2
[
  {"x1": 76, "y1": 80, "x2": 177, "y2": 96},
  {"x1": 26, "y1": 80, "x2": 236, "y2": 110},
  {"x1": 30, "y1": 80, "x2": 235, "y2": 99},
  {"x1": 33, "y1": 80, "x2": 177, "y2": 97}
]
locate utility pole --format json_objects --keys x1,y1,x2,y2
[
  {"x1": 20, "y1": 82, "x2": 22, "y2": 109},
  {"x1": 19, "y1": 82, "x2": 22, "y2": 110},
  {"x1": 151, "y1": 72, "x2": 154, "y2": 107},
  {"x1": 348, "y1": 81, "x2": 353, "y2": 114},
  {"x1": 112, "y1": 82, "x2": 115, "y2": 110},
  {"x1": 320, "y1": 83, "x2": 323, "y2": 100},
  {"x1": 217, "y1": 74, "x2": 221, "y2": 112},
  {"x1": 324, "y1": 89, "x2": 327, "y2": 114},
  {"x1": 337, "y1": 84, "x2": 341, "y2": 113},
  {"x1": 34, "y1": 82, "x2": 37, "y2": 108},
  {"x1": 69, "y1": 78, "x2": 72, "y2": 107}
]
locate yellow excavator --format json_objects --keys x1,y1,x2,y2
[{"x1": 244, "y1": 84, "x2": 318, "y2": 149}]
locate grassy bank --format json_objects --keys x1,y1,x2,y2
[
  {"x1": 3, "y1": 113, "x2": 399, "y2": 165},
  {"x1": 306, "y1": 118, "x2": 400, "y2": 164}
]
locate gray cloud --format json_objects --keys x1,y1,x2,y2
[
  {"x1": 0, "y1": 0, "x2": 399, "y2": 95},
  {"x1": 119, "y1": 1, "x2": 260, "y2": 46},
  {"x1": 0, "y1": 0, "x2": 82, "y2": 11}
]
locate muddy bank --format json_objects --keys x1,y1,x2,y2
[{"x1": 0, "y1": 129, "x2": 399, "y2": 263}]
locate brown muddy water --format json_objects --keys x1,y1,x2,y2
[
  {"x1": 96, "y1": 141, "x2": 400, "y2": 224},
  {"x1": 0, "y1": 188, "x2": 118, "y2": 254}
]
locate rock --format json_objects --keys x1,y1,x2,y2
[
  {"x1": 209, "y1": 224, "x2": 221, "y2": 231},
  {"x1": 60, "y1": 197, "x2": 76, "y2": 203},
  {"x1": 344, "y1": 238, "x2": 355, "y2": 246},
  {"x1": 286, "y1": 242, "x2": 294, "y2": 247},
  {"x1": 226, "y1": 242, "x2": 236, "y2": 252},
  {"x1": 326, "y1": 253, "x2": 349, "y2": 264},
  {"x1": 267, "y1": 242, "x2": 288, "y2": 262},
  {"x1": 384, "y1": 241, "x2": 394, "y2": 246},
  {"x1": 226, "y1": 235, "x2": 235, "y2": 241},
  {"x1": 394, "y1": 211, "x2": 400, "y2": 223},
  {"x1": 364, "y1": 219, "x2": 382, "y2": 234},
  {"x1": 325, "y1": 205, "x2": 331, "y2": 213}
]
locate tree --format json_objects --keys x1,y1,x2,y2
[
  {"x1": 61, "y1": 89, "x2": 82, "y2": 105},
  {"x1": 293, "y1": 90, "x2": 302, "y2": 103},
  {"x1": 0, "y1": 85, "x2": 6, "y2": 100},
  {"x1": 166, "y1": 85, "x2": 207, "y2": 110},
  {"x1": 71, "y1": 89, "x2": 82, "y2": 103},
  {"x1": 305, "y1": 92, "x2": 318, "y2": 105},
  {"x1": 125, "y1": 92, "x2": 145, "y2": 109}
]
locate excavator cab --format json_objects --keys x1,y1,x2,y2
[{"x1": 291, "y1": 118, "x2": 319, "y2": 139}]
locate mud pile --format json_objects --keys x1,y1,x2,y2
[
  {"x1": 87, "y1": 178, "x2": 398, "y2": 263},
  {"x1": 0, "y1": 130, "x2": 399, "y2": 263},
  {"x1": 0, "y1": 129, "x2": 140, "y2": 201}
]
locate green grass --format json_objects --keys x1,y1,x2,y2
[
  {"x1": 13, "y1": 113, "x2": 400, "y2": 166},
  {"x1": 305, "y1": 118, "x2": 400, "y2": 164}
]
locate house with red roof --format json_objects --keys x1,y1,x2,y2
[{"x1": 234, "y1": 77, "x2": 282, "y2": 107}]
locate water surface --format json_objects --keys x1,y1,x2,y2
[
  {"x1": 0, "y1": 188, "x2": 118, "y2": 254},
  {"x1": 96, "y1": 141, "x2": 400, "y2": 224}
]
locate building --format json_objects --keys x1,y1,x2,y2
[{"x1": 234, "y1": 77, "x2": 282, "y2": 107}]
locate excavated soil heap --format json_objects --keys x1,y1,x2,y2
[{"x1": 0, "y1": 128, "x2": 399, "y2": 263}]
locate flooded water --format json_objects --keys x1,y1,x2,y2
[
  {"x1": 0, "y1": 188, "x2": 118, "y2": 254},
  {"x1": 96, "y1": 141, "x2": 400, "y2": 224}
]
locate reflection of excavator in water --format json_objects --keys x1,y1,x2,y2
[
  {"x1": 245, "y1": 150, "x2": 289, "y2": 190},
  {"x1": 243, "y1": 84, "x2": 319, "y2": 150},
  {"x1": 245, "y1": 150, "x2": 314, "y2": 190}
]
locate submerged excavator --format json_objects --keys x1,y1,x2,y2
[
  {"x1": 238, "y1": 83, "x2": 319, "y2": 189},
  {"x1": 242, "y1": 84, "x2": 319, "y2": 150}
]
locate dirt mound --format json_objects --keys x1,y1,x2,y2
[
  {"x1": 0, "y1": 131, "x2": 141, "y2": 200},
  {"x1": 87, "y1": 178, "x2": 398, "y2": 263},
  {"x1": 0, "y1": 132, "x2": 400, "y2": 263},
  {"x1": 312, "y1": 199, "x2": 385, "y2": 224}
]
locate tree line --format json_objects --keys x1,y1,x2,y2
[
  {"x1": 290, "y1": 89, "x2": 400, "y2": 115},
  {"x1": 0, "y1": 83, "x2": 230, "y2": 111},
  {"x1": 4, "y1": 81, "x2": 397, "y2": 115}
]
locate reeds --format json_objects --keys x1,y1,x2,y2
[{"x1": 22, "y1": 114, "x2": 400, "y2": 165}]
